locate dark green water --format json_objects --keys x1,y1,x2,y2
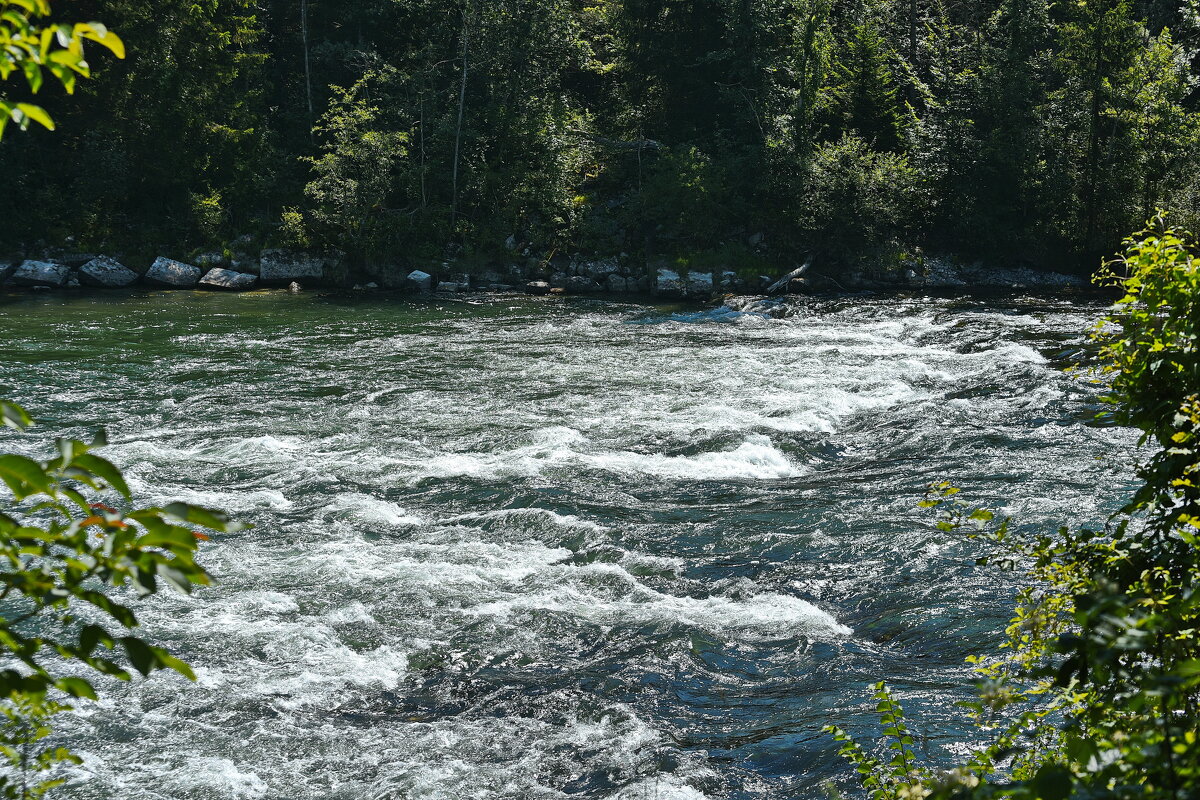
[{"x1": 0, "y1": 289, "x2": 1135, "y2": 799}]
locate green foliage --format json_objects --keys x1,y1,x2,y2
[
  {"x1": 829, "y1": 217, "x2": 1200, "y2": 798},
  {"x1": 4, "y1": 0, "x2": 1200, "y2": 275},
  {"x1": 0, "y1": 0, "x2": 123, "y2": 138},
  {"x1": 303, "y1": 70, "x2": 409, "y2": 265},
  {"x1": 801, "y1": 134, "x2": 921, "y2": 268},
  {"x1": 0, "y1": 401, "x2": 238, "y2": 795}
]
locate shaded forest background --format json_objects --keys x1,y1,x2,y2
[{"x1": 3, "y1": 0, "x2": 1199, "y2": 278}]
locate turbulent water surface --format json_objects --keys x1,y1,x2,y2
[{"x1": 0, "y1": 289, "x2": 1136, "y2": 799}]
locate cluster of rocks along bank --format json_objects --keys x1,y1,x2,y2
[
  {"x1": 3, "y1": 247, "x2": 1087, "y2": 298},
  {"x1": 0, "y1": 249, "x2": 340, "y2": 292}
]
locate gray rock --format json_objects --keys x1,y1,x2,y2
[
  {"x1": 145, "y1": 257, "x2": 202, "y2": 288},
  {"x1": 199, "y1": 268, "x2": 257, "y2": 290},
  {"x1": 11, "y1": 260, "x2": 70, "y2": 288},
  {"x1": 606, "y1": 274, "x2": 629, "y2": 293},
  {"x1": 574, "y1": 257, "x2": 620, "y2": 280},
  {"x1": 259, "y1": 249, "x2": 327, "y2": 284},
  {"x1": 525, "y1": 280, "x2": 551, "y2": 295},
  {"x1": 436, "y1": 281, "x2": 464, "y2": 293},
  {"x1": 405, "y1": 270, "x2": 434, "y2": 292},
  {"x1": 959, "y1": 263, "x2": 1085, "y2": 289},
  {"x1": 747, "y1": 232, "x2": 764, "y2": 247},
  {"x1": 550, "y1": 272, "x2": 568, "y2": 288},
  {"x1": 685, "y1": 270, "x2": 714, "y2": 297},
  {"x1": 654, "y1": 268, "x2": 685, "y2": 297},
  {"x1": 65, "y1": 277, "x2": 81, "y2": 288},
  {"x1": 566, "y1": 275, "x2": 601, "y2": 293},
  {"x1": 79, "y1": 256, "x2": 138, "y2": 288},
  {"x1": 0, "y1": 261, "x2": 15, "y2": 284},
  {"x1": 505, "y1": 234, "x2": 518, "y2": 251}
]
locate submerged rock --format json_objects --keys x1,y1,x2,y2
[
  {"x1": 199, "y1": 268, "x2": 257, "y2": 290},
  {"x1": 79, "y1": 256, "x2": 138, "y2": 288},
  {"x1": 723, "y1": 295, "x2": 793, "y2": 318},
  {"x1": 11, "y1": 260, "x2": 70, "y2": 288},
  {"x1": 145, "y1": 257, "x2": 202, "y2": 288}
]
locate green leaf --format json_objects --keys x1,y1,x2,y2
[
  {"x1": 162, "y1": 502, "x2": 240, "y2": 532},
  {"x1": 0, "y1": 401, "x2": 33, "y2": 431},
  {"x1": 14, "y1": 102, "x2": 54, "y2": 130},
  {"x1": 54, "y1": 677, "x2": 97, "y2": 699},
  {"x1": 0, "y1": 453, "x2": 53, "y2": 497},
  {"x1": 71, "y1": 453, "x2": 130, "y2": 498},
  {"x1": 120, "y1": 637, "x2": 156, "y2": 676}
]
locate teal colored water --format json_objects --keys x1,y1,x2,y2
[{"x1": 0, "y1": 289, "x2": 1136, "y2": 799}]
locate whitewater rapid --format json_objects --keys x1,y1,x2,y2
[{"x1": 0, "y1": 291, "x2": 1135, "y2": 799}]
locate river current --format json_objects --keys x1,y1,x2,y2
[{"x1": 0, "y1": 290, "x2": 1136, "y2": 799}]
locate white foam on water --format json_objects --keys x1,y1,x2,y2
[
  {"x1": 444, "y1": 507, "x2": 607, "y2": 534},
  {"x1": 469, "y1": 564, "x2": 851, "y2": 638},
  {"x1": 584, "y1": 434, "x2": 803, "y2": 480},
  {"x1": 412, "y1": 433, "x2": 803, "y2": 481},
  {"x1": 326, "y1": 491, "x2": 425, "y2": 526},
  {"x1": 164, "y1": 757, "x2": 269, "y2": 799}
]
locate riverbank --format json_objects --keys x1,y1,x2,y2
[{"x1": 1, "y1": 247, "x2": 1090, "y2": 301}]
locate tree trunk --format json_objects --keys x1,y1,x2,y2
[
  {"x1": 302, "y1": 0, "x2": 314, "y2": 140},
  {"x1": 450, "y1": 3, "x2": 471, "y2": 230}
]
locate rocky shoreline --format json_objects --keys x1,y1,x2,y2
[{"x1": 1, "y1": 248, "x2": 1090, "y2": 299}]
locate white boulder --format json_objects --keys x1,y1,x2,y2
[
  {"x1": 79, "y1": 256, "x2": 138, "y2": 288},
  {"x1": 199, "y1": 268, "x2": 257, "y2": 290},
  {"x1": 11, "y1": 260, "x2": 70, "y2": 288},
  {"x1": 145, "y1": 257, "x2": 202, "y2": 288}
]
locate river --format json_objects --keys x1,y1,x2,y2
[{"x1": 0, "y1": 289, "x2": 1136, "y2": 799}]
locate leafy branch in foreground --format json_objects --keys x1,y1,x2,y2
[
  {"x1": 0, "y1": 400, "x2": 239, "y2": 797},
  {"x1": 826, "y1": 215, "x2": 1200, "y2": 799},
  {"x1": 0, "y1": 0, "x2": 124, "y2": 138}
]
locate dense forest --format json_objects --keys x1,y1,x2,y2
[{"x1": 2, "y1": 0, "x2": 1199, "y2": 280}]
